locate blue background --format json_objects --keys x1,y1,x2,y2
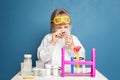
[{"x1": 0, "y1": 0, "x2": 120, "y2": 80}]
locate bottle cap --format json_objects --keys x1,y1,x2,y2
[{"x1": 24, "y1": 54, "x2": 32, "y2": 58}]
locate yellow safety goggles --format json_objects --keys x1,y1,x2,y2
[{"x1": 53, "y1": 16, "x2": 70, "y2": 25}]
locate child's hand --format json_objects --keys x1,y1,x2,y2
[
  {"x1": 65, "y1": 35, "x2": 74, "y2": 49},
  {"x1": 50, "y1": 30, "x2": 62, "y2": 45}
]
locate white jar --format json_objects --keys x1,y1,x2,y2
[
  {"x1": 33, "y1": 67, "x2": 40, "y2": 76},
  {"x1": 45, "y1": 64, "x2": 51, "y2": 76},
  {"x1": 52, "y1": 65, "x2": 59, "y2": 76},
  {"x1": 39, "y1": 68, "x2": 46, "y2": 76}
]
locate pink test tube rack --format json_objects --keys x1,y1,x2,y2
[{"x1": 61, "y1": 48, "x2": 96, "y2": 77}]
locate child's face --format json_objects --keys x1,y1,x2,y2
[{"x1": 54, "y1": 24, "x2": 70, "y2": 37}]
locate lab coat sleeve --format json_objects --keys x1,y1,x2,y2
[
  {"x1": 37, "y1": 34, "x2": 54, "y2": 63},
  {"x1": 68, "y1": 35, "x2": 86, "y2": 59}
]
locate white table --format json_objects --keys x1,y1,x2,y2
[{"x1": 11, "y1": 69, "x2": 108, "y2": 80}]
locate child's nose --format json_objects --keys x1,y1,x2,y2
[{"x1": 62, "y1": 27, "x2": 66, "y2": 31}]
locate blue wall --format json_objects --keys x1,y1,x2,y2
[{"x1": 0, "y1": 0, "x2": 120, "y2": 80}]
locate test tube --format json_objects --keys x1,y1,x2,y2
[
  {"x1": 71, "y1": 57, "x2": 74, "y2": 73},
  {"x1": 76, "y1": 56, "x2": 80, "y2": 73}
]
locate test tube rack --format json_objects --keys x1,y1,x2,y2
[{"x1": 61, "y1": 48, "x2": 96, "y2": 77}]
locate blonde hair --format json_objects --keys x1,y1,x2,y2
[{"x1": 50, "y1": 9, "x2": 71, "y2": 33}]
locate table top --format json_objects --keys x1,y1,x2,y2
[{"x1": 11, "y1": 69, "x2": 108, "y2": 80}]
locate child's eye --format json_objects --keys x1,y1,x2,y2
[
  {"x1": 57, "y1": 27, "x2": 62, "y2": 29},
  {"x1": 64, "y1": 26, "x2": 68, "y2": 28},
  {"x1": 55, "y1": 18, "x2": 61, "y2": 22}
]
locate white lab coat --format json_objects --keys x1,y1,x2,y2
[{"x1": 37, "y1": 33, "x2": 85, "y2": 67}]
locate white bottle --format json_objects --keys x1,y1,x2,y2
[
  {"x1": 21, "y1": 54, "x2": 32, "y2": 77},
  {"x1": 24, "y1": 54, "x2": 32, "y2": 71}
]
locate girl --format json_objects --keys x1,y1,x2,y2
[{"x1": 37, "y1": 9, "x2": 85, "y2": 67}]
